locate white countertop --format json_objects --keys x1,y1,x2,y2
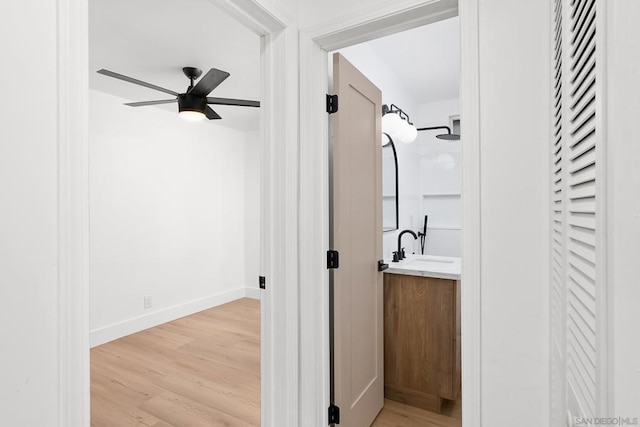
[{"x1": 384, "y1": 254, "x2": 461, "y2": 281}]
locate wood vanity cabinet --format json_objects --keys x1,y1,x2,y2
[{"x1": 383, "y1": 273, "x2": 461, "y2": 413}]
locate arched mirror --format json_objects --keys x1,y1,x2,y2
[{"x1": 382, "y1": 133, "x2": 399, "y2": 231}]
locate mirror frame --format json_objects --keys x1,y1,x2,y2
[{"x1": 382, "y1": 133, "x2": 399, "y2": 232}]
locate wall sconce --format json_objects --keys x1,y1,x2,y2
[{"x1": 382, "y1": 104, "x2": 417, "y2": 143}]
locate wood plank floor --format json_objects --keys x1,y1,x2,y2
[
  {"x1": 91, "y1": 298, "x2": 261, "y2": 427},
  {"x1": 91, "y1": 297, "x2": 461, "y2": 426},
  {"x1": 374, "y1": 398, "x2": 461, "y2": 427}
]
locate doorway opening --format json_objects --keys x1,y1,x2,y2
[
  {"x1": 328, "y1": 13, "x2": 464, "y2": 427},
  {"x1": 88, "y1": 0, "x2": 263, "y2": 424}
]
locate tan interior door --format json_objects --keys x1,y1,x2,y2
[{"x1": 331, "y1": 52, "x2": 383, "y2": 426}]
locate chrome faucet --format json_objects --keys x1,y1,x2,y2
[{"x1": 394, "y1": 229, "x2": 418, "y2": 262}]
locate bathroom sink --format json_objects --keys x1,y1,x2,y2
[
  {"x1": 402, "y1": 257, "x2": 453, "y2": 270},
  {"x1": 385, "y1": 254, "x2": 461, "y2": 280}
]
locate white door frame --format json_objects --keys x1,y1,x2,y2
[
  {"x1": 56, "y1": 0, "x2": 300, "y2": 425},
  {"x1": 298, "y1": 0, "x2": 482, "y2": 425}
]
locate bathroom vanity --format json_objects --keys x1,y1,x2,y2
[{"x1": 383, "y1": 254, "x2": 461, "y2": 413}]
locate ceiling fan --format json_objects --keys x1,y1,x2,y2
[{"x1": 96, "y1": 66, "x2": 260, "y2": 121}]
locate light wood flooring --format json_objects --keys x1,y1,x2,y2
[
  {"x1": 91, "y1": 297, "x2": 461, "y2": 426},
  {"x1": 373, "y1": 398, "x2": 461, "y2": 427},
  {"x1": 91, "y1": 298, "x2": 261, "y2": 426}
]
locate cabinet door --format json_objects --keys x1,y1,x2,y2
[{"x1": 384, "y1": 274, "x2": 457, "y2": 410}]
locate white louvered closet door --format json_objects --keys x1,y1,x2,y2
[{"x1": 550, "y1": 0, "x2": 607, "y2": 425}]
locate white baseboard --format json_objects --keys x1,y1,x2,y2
[
  {"x1": 244, "y1": 286, "x2": 261, "y2": 300},
  {"x1": 90, "y1": 286, "x2": 259, "y2": 348}
]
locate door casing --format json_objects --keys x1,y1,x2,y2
[
  {"x1": 298, "y1": 1, "x2": 482, "y2": 426},
  {"x1": 56, "y1": 1, "x2": 298, "y2": 426}
]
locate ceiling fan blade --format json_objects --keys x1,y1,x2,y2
[
  {"x1": 205, "y1": 106, "x2": 222, "y2": 120},
  {"x1": 97, "y1": 69, "x2": 179, "y2": 96},
  {"x1": 124, "y1": 99, "x2": 177, "y2": 107},
  {"x1": 206, "y1": 97, "x2": 260, "y2": 108},
  {"x1": 189, "y1": 68, "x2": 230, "y2": 97}
]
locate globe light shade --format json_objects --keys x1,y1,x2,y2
[
  {"x1": 396, "y1": 122, "x2": 417, "y2": 143},
  {"x1": 382, "y1": 112, "x2": 403, "y2": 135},
  {"x1": 382, "y1": 132, "x2": 393, "y2": 146}
]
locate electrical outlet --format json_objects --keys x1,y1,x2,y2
[{"x1": 144, "y1": 295, "x2": 153, "y2": 309}]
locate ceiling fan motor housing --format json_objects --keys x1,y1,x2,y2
[{"x1": 178, "y1": 94, "x2": 207, "y2": 114}]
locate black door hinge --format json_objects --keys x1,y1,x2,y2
[
  {"x1": 327, "y1": 250, "x2": 339, "y2": 269},
  {"x1": 258, "y1": 276, "x2": 266, "y2": 289},
  {"x1": 328, "y1": 404, "x2": 340, "y2": 424},
  {"x1": 326, "y1": 94, "x2": 338, "y2": 114}
]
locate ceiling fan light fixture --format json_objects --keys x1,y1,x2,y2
[
  {"x1": 178, "y1": 94, "x2": 207, "y2": 121},
  {"x1": 179, "y1": 110, "x2": 206, "y2": 121},
  {"x1": 97, "y1": 66, "x2": 258, "y2": 121}
]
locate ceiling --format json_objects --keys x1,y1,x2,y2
[
  {"x1": 364, "y1": 17, "x2": 460, "y2": 104},
  {"x1": 89, "y1": 0, "x2": 261, "y2": 130}
]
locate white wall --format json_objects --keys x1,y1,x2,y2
[
  {"x1": 335, "y1": 43, "x2": 422, "y2": 258},
  {"x1": 0, "y1": 1, "x2": 59, "y2": 425},
  {"x1": 606, "y1": 0, "x2": 640, "y2": 417},
  {"x1": 416, "y1": 98, "x2": 461, "y2": 257},
  {"x1": 89, "y1": 89, "x2": 254, "y2": 346},
  {"x1": 477, "y1": 1, "x2": 550, "y2": 425}
]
